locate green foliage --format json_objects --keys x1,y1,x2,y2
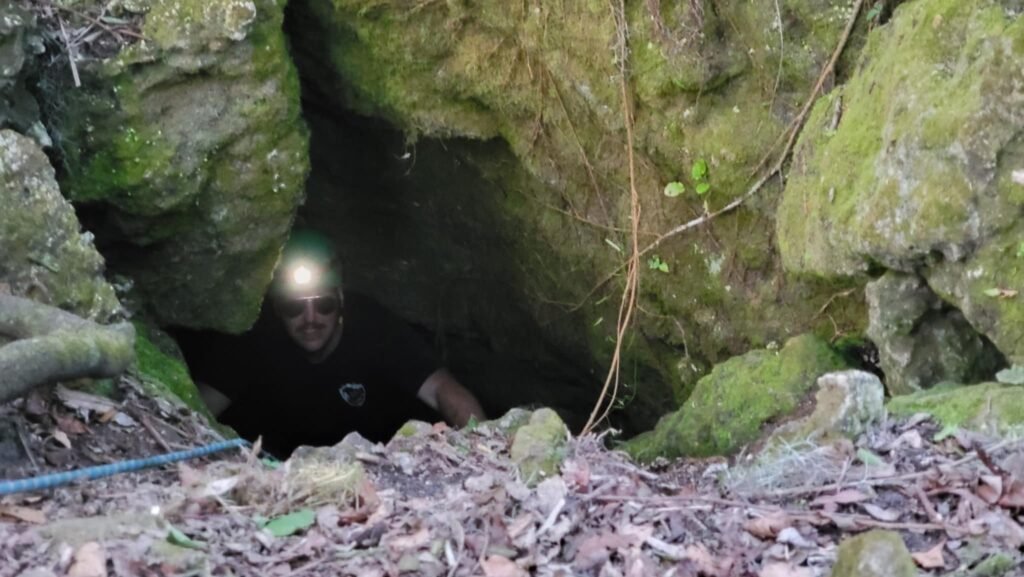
[
  {"x1": 691, "y1": 159, "x2": 708, "y2": 180},
  {"x1": 865, "y1": 3, "x2": 883, "y2": 22},
  {"x1": 167, "y1": 526, "x2": 207, "y2": 550},
  {"x1": 1016, "y1": 241, "x2": 1024, "y2": 259},
  {"x1": 663, "y1": 181, "x2": 686, "y2": 197},
  {"x1": 647, "y1": 255, "x2": 669, "y2": 273},
  {"x1": 695, "y1": 182, "x2": 712, "y2": 196},
  {"x1": 262, "y1": 509, "x2": 315, "y2": 537}
]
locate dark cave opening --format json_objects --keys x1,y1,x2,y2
[{"x1": 162, "y1": 0, "x2": 605, "y2": 449}]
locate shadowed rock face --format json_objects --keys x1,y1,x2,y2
[{"x1": 867, "y1": 271, "x2": 1004, "y2": 395}]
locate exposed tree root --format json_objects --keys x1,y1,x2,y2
[{"x1": 0, "y1": 294, "x2": 135, "y2": 403}]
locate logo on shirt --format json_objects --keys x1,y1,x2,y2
[{"x1": 338, "y1": 383, "x2": 366, "y2": 407}]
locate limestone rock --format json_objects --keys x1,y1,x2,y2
[
  {"x1": 831, "y1": 531, "x2": 916, "y2": 577},
  {"x1": 510, "y1": 408, "x2": 568, "y2": 484},
  {"x1": 624, "y1": 335, "x2": 848, "y2": 461},
  {"x1": 770, "y1": 370, "x2": 885, "y2": 446},
  {"x1": 887, "y1": 382, "x2": 1024, "y2": 436},
  {"x1": 867, "y1": 271, "x2": 1003, "y2": 395},
  {"x1": 43, "y1": 0, "x2": 309, "y2": 332},
  {"x1": 0, "y1": 3, "x2": 46, "y2": 145},
  {"x1": 777, "y1": 0, "x2": 1024, "y2": 365},
  {"x1": 0, "y1": 130, "x2": 120, "y2": 320}
]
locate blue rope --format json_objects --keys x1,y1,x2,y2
[{"x1": 0, "y1": 438, "x2": 248, "y2": 496}]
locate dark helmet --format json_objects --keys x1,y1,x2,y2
[{"x1": 270, "y1": 229, "x2": 342, "y2": 299}]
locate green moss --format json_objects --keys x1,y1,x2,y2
[
  {"x1": 624, "y1": 334, "x2": 848, "y2": 461},
  {"x1": 831, "y1": 531, "x2": 916, "y2": 577},
  {"x1": 510, "y1": 408, "x2": 569, "y2": 484},
  {"x1": 886, "y1": 382, "x2": 1024, "y2": 436},
  {"x1": 132, "y1": 323, "x2": 209, "y2": 416},
  {"x1": 778, "y1": 0, "x2": 1024, "y2": 276}
]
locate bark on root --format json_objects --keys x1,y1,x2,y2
[{"x1": 0, "y1": 294, "x2": 135, "y2": 403}]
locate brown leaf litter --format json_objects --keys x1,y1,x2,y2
[{"x1": 0, "y1": 379, "x2": 1023, "y2": 576}]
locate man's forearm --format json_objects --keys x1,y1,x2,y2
[
  {"x1": 437, "y1": 382, "x2": 486, "y2": 427},
  {"x1": 418, "y1": 369, "x2": 485, "y2": 427}
]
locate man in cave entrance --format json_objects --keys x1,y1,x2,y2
[{"x1": 190, "y1": 230, "x2": 486, "y2": 457}]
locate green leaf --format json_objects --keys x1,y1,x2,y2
[
  {"x1": 663, "y1": 181, "x2": 686, "y2": 197},
  {"x1": 695, "y1": 182, "x2": 711, "y2": 196},
  {"x1": 865, "y1": 4, "x2": 882, "y2": 21},
  {"x1": 983, "y1": 288, "x2": 1003, "y2": 297},
  {"x1": 996, "y1": 365, "x2": 1024, "y2": 385},
  {"x1": 465, "y1": 415, "x2": 479, "y2": 430},
  {"x1": 691, "y1": 159, "x2": 708, "y2": 180},
  {"x1": 1017, "y1": 242, "x2": 1024, "y2": 259},
  {"x1": 647, "y1": 256, "x2": 669, "y2": 273},
  {"x1": 933, "y1": 423, "x2": 959, "y2": 442},
  {"x1": 658, "y1": 261, "x2": 669, "y2": 273},
  {"x1": 263, "y1": 509, "x2": 315, "y2": 537},
  {"x1": 856, "y1": 448, "x2": 884, "y2": 467},
  {"x1": 167, "y1": 526, "x2": 207, "y2": 550}
]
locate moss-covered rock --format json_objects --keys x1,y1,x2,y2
[
  {"x1": 867, "y1": 271, "x2": 1004, "y2": 395},
  {"x1": 42, "y1": 0, "x2": 309, "y2": 332},
  {"x1": 624, "y1": 334, "x2": 848, "y2": 461},
  {"x1": 777, "y1": 0, "x2": 1024, "y2": 367},
  {"x1": 831, "y1": 531, "x2": 916, "y2": 577},
  {"x1": 509, "y1": 408, "x2": 568, "y2": 484},
  {"x1": 887, "y1": 382, "x2": 1024, "y2": 436},
  {"x1": 131, "y1": 323, "x2": 208, "y2": 415},
  {"x1": 0, "y1": 3, "x2": 47, "y2": 145},
  {"x1": 0, "y1": 130, "x2": 120, "y2": 320}
]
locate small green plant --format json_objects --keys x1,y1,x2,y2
[
  {"x1": 865, "y1": 2, "x2": 883, "y2": 21},
  {"x1": 663, "y1": 181, "x2": 685, "y2": 197},
  {"x1": 647, "y1": 255, "x2": 669, "y2": 273},
  {"x1": 1016, "y1": 241, "x2": 1024, "y2": 259},
  {"x1": 692, "y1": 159, "x2": 711, "y2": 197}
]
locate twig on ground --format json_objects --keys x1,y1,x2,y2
[
  {"x1": 15, "y1": 421, "x2": 40, "y2": 472},
  {"x1": 57, "y1": 15, "x2": 81, "y2": 88}
]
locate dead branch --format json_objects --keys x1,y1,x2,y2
[{"x1": 0, "y1": 294, "x2": 135, "y2": 403}]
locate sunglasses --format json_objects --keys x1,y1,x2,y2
[{"x1": 277, "y1": 295, "x2": 341, "y2": 318}]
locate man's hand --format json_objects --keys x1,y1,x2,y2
[{"x1": 416, "y1": 368, "x2": 485, "y2": 427}]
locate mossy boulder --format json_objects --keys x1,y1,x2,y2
[
  {"x1": 831, "y1": 531, "x2": 916, "y2": 577},
  {"x1": 624, "y1": 334, "x2": 848, "y2": 461},
  {"x1": 0, "y1": 130, "x2": 120, "y2": 320},
  {"x1": 867, "y1": 271, "x2": 1004, "y2": 395},
  {"x1": 509, "y1": 408, "x2": 568, "y2": 485},
  {"x1": 777, "y1": 0, "x2": 1024, "y2": 365},
  {"x1": 887, "y1": 382, "x2": 1024, "y2": 436},
  {"x1": 42, "y1": 0, "x2": 309, "y2": 332}
]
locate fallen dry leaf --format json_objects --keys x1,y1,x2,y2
[
  {"x1": 574, "y1": 532, "x2": 638, "y2": 570},
  {"x1": 0, "y1": 505, "x2": 47, "y2": 524},
  {"x1": 998, "y1": 478, "x2": 1024, "y2": 508},
  {"x1": 51, "y1": 428, "x2": 71, "y2": 449},
  {"x1": 776, "y1": 527, "x2": 816, "y2": 549},
  {"x1": 978, "y1": 474, "x2": 1003, "y2": 504},
  {"x1": 387, "y1": 527, "x2": 430, "y2": 550},
  {"x1": 810, "y1": 489, "x2": 870, "y2": 508},
  {"x1": 481, "y1": 555, "x2": 528, "y2": 577},
  {"x1": 862, "y1": 503, "x2": 901, "y2": 522},
  {"x1": 744, "y1": 511, "x2": 791, "y2": 539},
  {"x1": 54, "y1": 413, "x2": 88, "y2": 436},
  {"x1": 910, "y1": 541, "x2": 946, "y2": 569},
  {"x1": 760, "y1": 561, "x2": 813, "y2": 577},
  {"x1": 67, "y1": 542, "x2": 106, "y2": 577}
]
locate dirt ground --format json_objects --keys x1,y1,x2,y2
[{"x1": 0, "y1": 377, "x2": 1022, "y2": 576}]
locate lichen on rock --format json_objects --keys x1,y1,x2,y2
[
  {"x1": 624, "y1": 334, "x2": 848, "y2": 461},
  {"x1": 831, "y1": 530, "x2": 917, "y2": 577},
  {"x1": 510, "y1": 408, "x2": 569, "y2": 484},
  {"x1": 0, "y1": 129, "x2": 120, "y2": 320}
]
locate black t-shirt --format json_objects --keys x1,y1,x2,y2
[{"x1": 179, "y1": 291, "x2": 441, "y2": 455}]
